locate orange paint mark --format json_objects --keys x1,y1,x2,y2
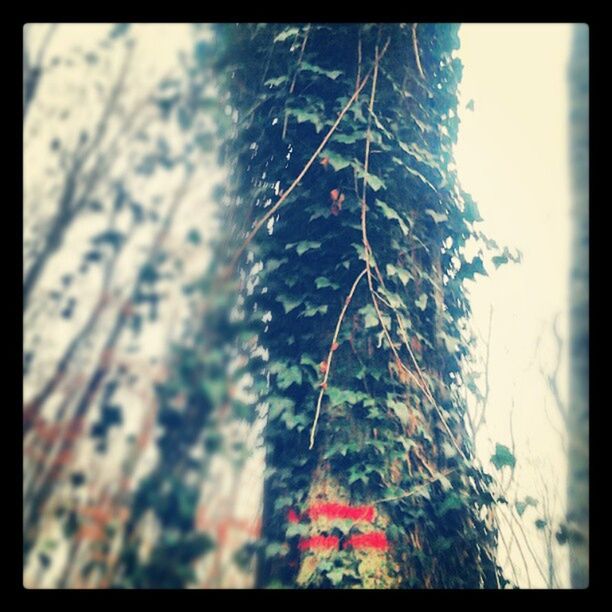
[
  {"x1": 307, "y1": 503, "x2": 375, "y2": 522},
  {"x1": 298, "y1": 535, "x2": 339, "y2": 551},
  {"x1": 345, "y1": 532, "x2": 389, "y2": 551}
]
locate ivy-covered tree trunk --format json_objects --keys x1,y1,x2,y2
[
  {"x1": 567, "y1": 23, "x2": 589, "y2": 589},
  {"x1": 218, "y1": 23, "x2": 502, "y2": 589}
]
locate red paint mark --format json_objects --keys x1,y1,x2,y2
[
  {"x1": 345, "y1": 532, "x2": 389, "y2": 551},
  {"x1": 307, "y1": 503, "x2": 375, "y2": 522},
  {"x1": 298, "y1": 535, "x2": 339, "y2": 551},
  {"x1": 288, "y1": 509, "x2": 300, "y2": 524}
]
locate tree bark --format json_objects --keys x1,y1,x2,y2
[{"x1": 567, "y1": 23, "x2": 589, "y2": 589}]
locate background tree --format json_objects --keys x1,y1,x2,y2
[
  {"x1": 22, "y1": 24, "x2": 221, "y2": 587},
  {"x1": 567, "y1": 23, "x2": 589, "y2": 589}
]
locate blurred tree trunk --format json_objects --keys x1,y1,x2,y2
[{"x1": 567, "y1": 23, "x2": 589, "y2": 589}]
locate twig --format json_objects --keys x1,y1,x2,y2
[
  {"x1": 309, "y1": 268, "x2": 367, "y2": 449},
  {"x1": 412, "y1": 23, "x2": 426, "y2": 80}
]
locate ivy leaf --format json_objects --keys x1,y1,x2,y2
[
  {"x1": 300, "y1": 303, "x2": 328, "y2": 317},
  {"x1": 274, "y1": 27, "x2": 299, "y2": 43},
  {"x1": 359, "y1": 304, "x2": 389, "y2": 329},
  {"x1": 425, "y1": 209, "x2": 448, "y2": 224},
  {"x1": 439, "y1": 331, "x2": 460, "y2": 353},
  {"x1": 490, "y1": 443, "x2": 516, "y2": 470},
  {"x1": 415, "y1": 293, "x2": 428, "y2": 311},
  {"x1": 327, "y1": 387, "x2": 368, "y2": 407},
  {"x1": 286, "y1": 522, "x2": 309, "y2": 538},
  {"x1": 276, "y1": 295, "x2": 302, "y2": 314},
  {"x1": 387, "y1": 397, "x2": 409, "y2": 427},
  {"x1": 332, "y1": 130, "x2": 367, "y2": 144},
  {"x1": 457, "y1": 256, "x2": 488, "y2": 282},
  {"x1": 266, "y1": 257, "x2": 288, "y2": 273},
  {"x1": 276, "y1": 365, "x2": 303, "y2": 389},
  {"x1": 300, "y1": 61, "x2": 343, "y2": 80},
  {"x1": 321, "y1": 150, "x2": 352, "y2": 171},
  {"x1": 348, "y1": 466, "x2": 368, "y2": 485},
  {"x1": 365, "y1": 174, "x2": 385, "y2": 191},
  {"x1": 287, "y1": 108, "x2": 323, "y2": 133},
  {"x1": 315, "y1": 276, "x2": 340, "y2": 290},
  {"x1": 438, "y1": 491, "x2": 463, "y2": 515},
  {"x1": 327, "y1": 568, "x2": 346, "y2": 586},
  {"x1": 375, "y1": 200, "x2": 410, "y2": 236},
  {"x1": 268, "y1": 397, "x2": 295, "y2": 421},
  {"x1": 386, "y1": 263, "x2": 411, "y2": 286},
  {"x1": 535, "y1": 519, "x2": 548, "y2": 530},
  {"x1": 463, "y1": 195, "x2": 482, "y2": 223},
  {"x1": 515, "y1": 496, "x2": 538, "y2": 517},
  {"x1": 265, "y1": 75, "x2": 289, "y2": 88},
  {"x1": 265, "y1": 542, "x2": 288, "y2": 558},
  {"x1": 292, "y1": 240, "x2": 321, "y2": 256},
  {"x1": 354, "y1": 165, "x2": 386, "y2": 191}
]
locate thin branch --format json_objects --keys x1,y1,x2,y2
[
  {"x1": 411, "y1": 23, "x2": 426, "y2": 80},
  {"x1": 309, "y1": 267, "x2": 367, "y2": 449}
]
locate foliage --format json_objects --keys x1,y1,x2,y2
[{"x1": 214, "y1": 23, "x2": 512, "y2": 588}]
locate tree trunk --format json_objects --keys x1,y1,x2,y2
[
  {"x1": 567, "y1": 23, "x2": 589, "y2": 589},
  {"x1": 221, "y1": 23, "x2": 502, "y2": 589}
]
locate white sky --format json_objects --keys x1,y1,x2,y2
[{"x1": 456, "y1": 23, "x2": 573, "y2": 587}]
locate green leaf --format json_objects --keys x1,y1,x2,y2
[
  {"x1": 287, "y1": 108, "x2": 323, "y2": 133},
  {"x1": 293, "y1": 240, "x2": 321, "y2": 256},
  {"x1": 387, "y1": 397, "x2": 409, "y2": 427},
  {"x1": 348, "y1": 466, "x2": 368, "y2": 485},
  {"x1": 300, "y1": 355, "x2": 319, "y2": 370},
  {"x1": 535, "y1": 519, "x2": 547, "y2": 530},
  {"x1": 463, "y1": 196, "x2": 482, "y2": 223},
  {"x1": 415, "y1": 293, "x2": 428, "y2": 311},
  {"x1": 375, "y1": 200, "x2": 410, "y2": 236},
  {"x1": 439, "y1": 331, "x2": 459, "y2": 353},
  {"x1": 322, "y1": 150, "x2": 352, "y2": 171},
  {"x1": 300, "y1": 61, "x2": 343, "y2": 80},
  {"x1": 358, "y1": 304, "x2": 389, "y2": 329},
  {"x1": 490, "y1": 443, "x2": 516, "y2": 470},
  {"x1": 425, "y1": 209, "x2": 448, "y2": 224},
  {"x1": 276, "y1": 365, "x2": 303, "y2": 389},
  {"x1": 515, "y1": 496, "x2": 538, "y2": 516},
  {"x1": 264, "y1": 75, "x2": 289, "y2": 88},
  {"x1": 265, "y1": 542, "x2": 288, "y2": 558},
  {"x1": 301, "y1": 303, "x2": 328, "y2": 317},
  {"x1": 327, "y1": 568, "x2": 346, "y2": 586},
  {"x1": 315, "y1": 276, "x2": 340, "y2": 290},
  {"x1": 274, "y1": 27, "x2": 299, "y2": 43},
  {"x1": 386, "y1": 263, "x2": 411, "y2": 286},
  {"x1": 457, "y1": 256, "x2": 488, "y2": 282},
  {"x1": 354, "y1": 165, "x2": 386, "y2": 191},
  {"x1": 268, "y1": 397, "x2": 295, "y2": 421},
  {"x1": 266, "y1": 257, "x2": 288, "y2": 273},
  {"x1": 438, "y1": 492, "x2": 463, "y2": 515},
  {"x1": 327, "y1": 387, "x2": 368, "y2": 407},
  {"x1": 365, "y1": 174, "x2": 385, "y2": 191},
  {"x1": 332, "y1": 130, "x2": 367, "y2": 145},
  {"x1": 276, "y1": 295, "x2": 301, "y2": 314},
  {"x1": 286, "y1": 522, "x2": 309, "y2": 538}
]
